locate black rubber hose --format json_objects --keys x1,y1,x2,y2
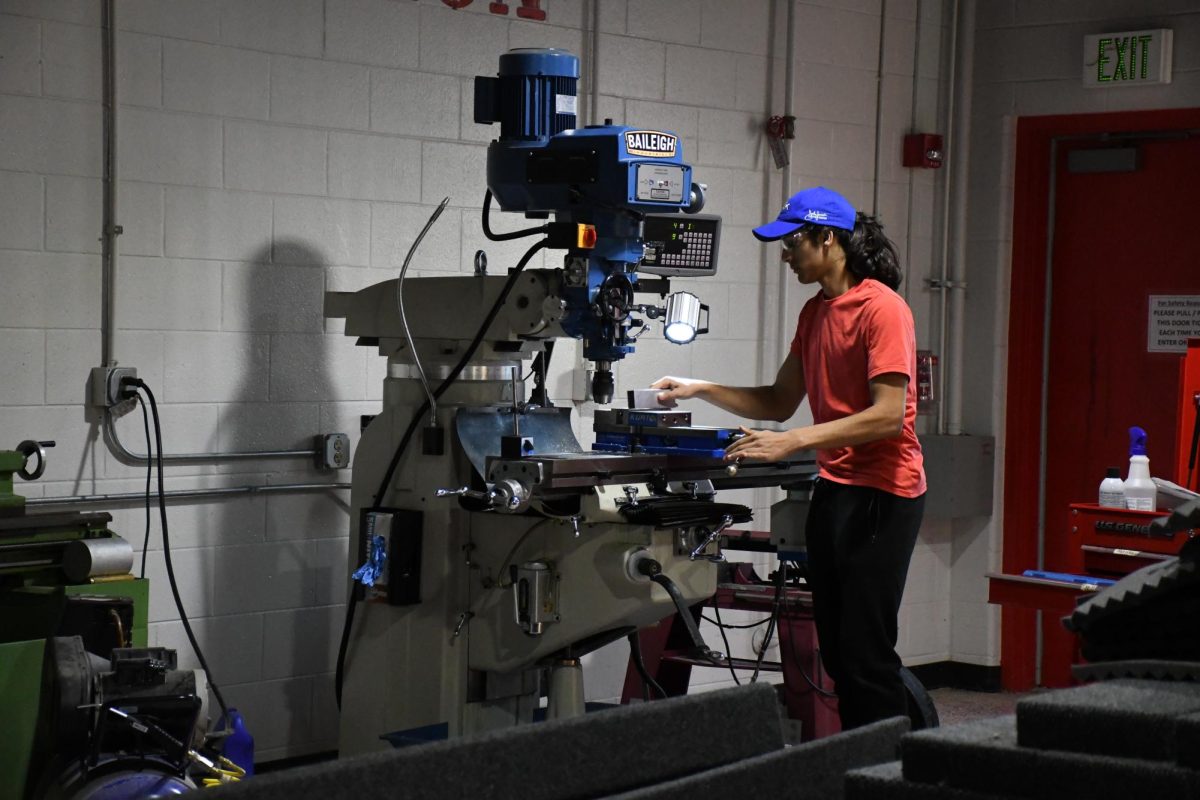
[
  {"x1": 647, "y1": 570, "x2": 720, "y2": 663},
  {"x1": 626, "y1": 631, "x2": 667, "y2": 700}
]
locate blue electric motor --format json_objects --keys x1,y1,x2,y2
[{"x1": 474, "y1": 48, "x2": 578, "y2": 143}]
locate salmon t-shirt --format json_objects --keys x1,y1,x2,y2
[{"x1": 790, "y1": 279, "x2": 926, "y2": 498}]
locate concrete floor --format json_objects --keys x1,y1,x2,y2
[{"x1": 927, "y1": 687, "x2": 1030, "y2": 726}]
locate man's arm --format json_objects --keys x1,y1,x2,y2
[
  {"x1": 723, "y1": 373, "x2": 907, "y2": 462},
  {"x1": 651, "y1": 351, "x2": 806, "y2": 423}
]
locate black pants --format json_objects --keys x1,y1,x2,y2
[{"x1": 804, "y1": 478, "x2": 925, "y2": 730}]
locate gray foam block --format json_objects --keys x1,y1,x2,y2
[
  {"x1": 902, "y1": 715, "x2": 1200, "y2": 800},
  {"x1": 845, "y1": 761, "x2": 1011, "y2": 800},
  {"x1": 1015, "y1": 679, "x2": 1200, "y2": 761},
  {"x1": 1071, "y1": 660, "x2": 1200, "y2": 683},
  {"x1": 598, "y1": 716, "x2": 909, "y2": 800},
  {"x1": 1177, "y1": 712, "x2": 1200, "y2": 770},
  {"x1": 207, "y1": 683, "x2": 783, "y2": 800}
]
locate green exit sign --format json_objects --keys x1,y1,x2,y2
[{"x1": 1084, "y1": 29, "x2": 1173, "y2": 87}]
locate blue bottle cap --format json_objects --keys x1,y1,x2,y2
[{"x1": 1129, "y1": 426, "x2": 1147, "y2": 457}]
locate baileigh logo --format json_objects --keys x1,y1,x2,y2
[{"x1": 625, "y1": 130, "x2": 677, "y2": 157}]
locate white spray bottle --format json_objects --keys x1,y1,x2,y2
[{"x1": 1123, "y1": 426, "x2": 1156, "y2": 512}]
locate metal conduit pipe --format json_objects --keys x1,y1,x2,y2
[
  {"x1": 26, "y1": 483, "x2": 350, "y2": 509},
  {"x1": 934, "y1": 0, "x2": 959, "y2": 435},
  {"x1": 871, "y1": 0, "x2": 888, "y2": 216},
  {"x1": 945, "y1": 0, "x2": 975, "y2": 436},
  {"x1": 774, "y1": 0, "x2": 797, "y2": 374},
  {"x1": 102, "y1": 410, "x2": 318, "y2": 466},
  {"x1": 101, "y1": 0, "x2": 119, "y2": 369},
  {"x1": 902, "y1": 0, "x2": 923, "y2": 302}
]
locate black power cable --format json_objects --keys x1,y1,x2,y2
[
  {"x1": 336, "y1": 238, "x2": 550, "y2": 710},
  {"x1": 711, "y1": 605, "x2": 740, "y2": 686},
  {"x1": 781, "y1": 559, "x2": 838, "y2": 698},
  {"x1": 127, "y1": 379, "x2": 230, "y2": 722},
  {"x1": 749, "y1": 559, "x2": 785, "y2": 684},
  {"x1": 138, "y1": 394, "x2": 152, "y2": 579},
  {"x1": 482, "y1": 189, "x2": 549, "y2": 241},
  {"x1": 701, "y1": 613, "x2": 772, "y2": 630},
  {"x1": 626, "y1": 631, "x2": 667, "y2": 700}
]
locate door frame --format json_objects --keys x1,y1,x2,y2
[{"x1": 1003, "y1": 107, "x2": 1200, "y2": 690}]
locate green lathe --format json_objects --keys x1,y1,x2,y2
[{"x1": 0, "y1": 440, "x2": 148, "y2": 799}]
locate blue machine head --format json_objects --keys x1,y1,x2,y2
[{"x1": 475, "y1": 49, "x2": 717, "y2": 404}]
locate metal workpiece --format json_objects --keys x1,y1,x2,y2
[{"x1": 61, "y1": 534, "x2": 134, "y2": 582}]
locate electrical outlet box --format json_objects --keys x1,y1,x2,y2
[
  {"x1": 315, "y1": 433, "x2": 351, "y2": 469},
  {"x1": 89, "y1": 367, "x2": 138, "y2": 408}
]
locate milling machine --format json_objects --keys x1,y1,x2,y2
[{"x1": 328, "y1": 48, "x2": 815, "y2": 755}]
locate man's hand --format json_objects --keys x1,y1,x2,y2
[
  {"x1": 649, "y1": 376, "x2": 711, "y2": 408},
  {"x1": 723, "y1": 426, "x2": 804, "y2": 463}
]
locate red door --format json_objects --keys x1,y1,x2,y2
[
  {"x1": 1004, "y1": 108, "x2": 1200, "y2": 690},
  {"x1": 1043, "y1": 135, "x2": 1200, "y2": 576}
]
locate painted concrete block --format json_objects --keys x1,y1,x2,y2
[
  {"x1": 329, "y1": 132, "x2": 422, "y2": 203},
  {"x1": 119, "y1": 108, "x2": 222, "y2": 187},
  {"x1": 163, "y1": 331, "x2": 270, "y2": 402},
  {"x1": 0, "y1": 14, "x2": 41, "y2": 95},
  {"x1": 326, "y1": 0, "x2": 419, "y2": 69},
  {"x1": 219, "y1": 0, "x2": 324, "y2": 58},
  {"x1": 0, "y1": 329, "x2": 45, "y2": 405},
  {"x1": 164, "y1": 40, "x2": 270, "y2": 119},
  {"x1": 0, "y1": 95, "x2": 102, "y2": 177},
  {"x1": 272, "y1": 56, "x2": 370, "y2": 130},
  {"x1": 0, "y1": 170, "x2": 42, "y2": 250},
  {"x1": 274, "y1": 196, "x2": 371, "y2": 267},
  {"x1": 224, "y1": 121, "x2": 327, "y2": 195},
  {"x1": 115, "y1": 256, "x2": 223, "y2": 332},
  {"x1": 370, "y1": 67, "x2": 460, "y2": 139},
  {"x1": 165, "y1": 187, "x2": 271, "y2": 261},
  {"x1": 222, "y1": 263, "x2": 326, "y2": 333}
]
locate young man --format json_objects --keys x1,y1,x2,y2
[{"x1": 651, "y1": 186, "x2": 926, "y2": 729}]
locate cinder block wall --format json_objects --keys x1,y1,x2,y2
[{"x1": 0, "y1": 0, "x2": 952, "y2": 759}]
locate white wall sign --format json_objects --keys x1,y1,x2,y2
[
  {"x1": 1083, "y1": 29, "x2": 1173, "y2": 87},
  {"x1": 1148, "y1": 295, "x2": 1200, "y2": 353}
]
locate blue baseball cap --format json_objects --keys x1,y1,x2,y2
[{"x1": 752, "y1": 186, "x2": 857, "y2": 241}]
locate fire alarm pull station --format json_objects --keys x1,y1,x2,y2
[{"x1": 903, "y1": 133, "x2": 944, "y2": 169}]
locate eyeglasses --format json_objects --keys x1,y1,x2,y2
[{"x1": 783, "y1": 231, "x2": 808, "y2": 251}]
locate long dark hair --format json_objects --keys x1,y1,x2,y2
[{"x1": 809, "y1": 212, "x2": 902, "y2": 291}]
